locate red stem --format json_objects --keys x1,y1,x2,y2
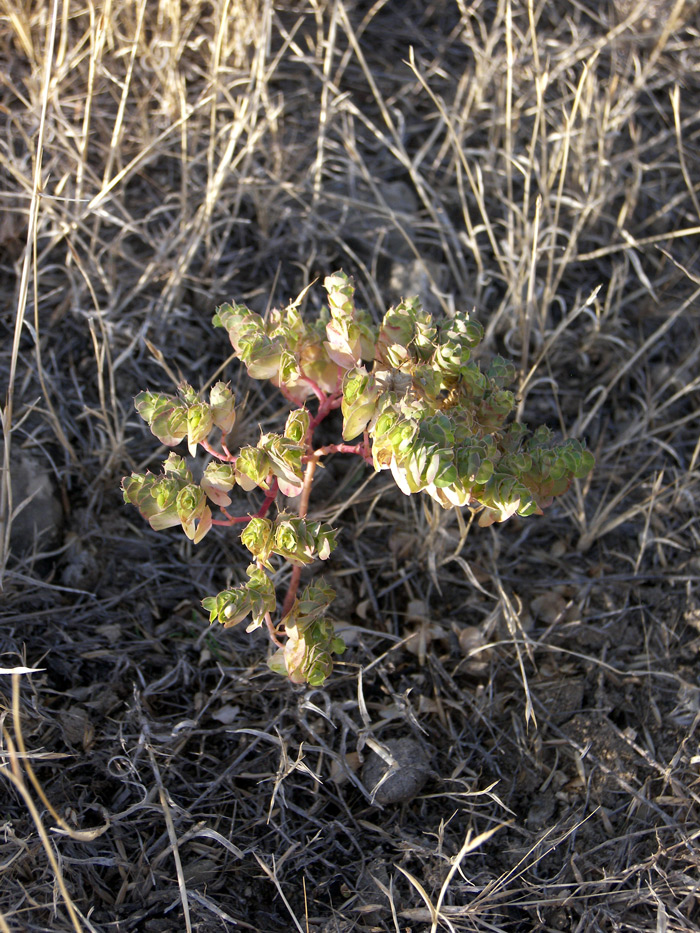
[
  {"x1": 199, "y1": 439, "x2": 236, "y2": 462},
  {"x1": 309, "y1": 390, "x2": 343, "y2": 431},
  {"x1": 310, "y1": 442, "x2": 373, "y2": 465},
  {"x1": 220, "y1": 370, "x2": 350, "y2": 641},
  {"x1": 264, "y1": 611, "x2": 285, "y2": 648},
  {"x1": 211, "y1": 478, "x2": 278, "y2": 526},
  {"x1": 280, "y1": 455, "x2": 318, "y2": 619}
]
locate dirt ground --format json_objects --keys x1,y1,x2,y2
[{"x1": 1, "y1": 2, "x2": 700, "y2": 931}]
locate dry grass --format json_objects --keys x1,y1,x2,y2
[{"x1": 1, "y1": 0, "x2": 700, "y2": 930}]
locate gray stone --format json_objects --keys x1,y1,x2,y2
[
  {"x1": 3, "y1": 451, "x2": 63, "y2": 556},
  {"x1": 315, "y1": 178, "x2": 418, "y2": 260},
  {"x1": 362, "y1": 736, "x2": 432, "y2": 805},
  {"x1": 387, "y1": 258, "x2": 450, "y2": 310}
]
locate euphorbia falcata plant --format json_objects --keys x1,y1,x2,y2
[{"x1": 122, "y1": 272, "x2": 593, "y2": 685}]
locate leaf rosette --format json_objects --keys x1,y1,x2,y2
[{"x1": 123, "y1": 271, "x2": 596, "y2": 687}]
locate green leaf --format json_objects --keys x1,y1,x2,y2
[{"x1": 201, "y1": 461, "x2": 237, "y2": 506}]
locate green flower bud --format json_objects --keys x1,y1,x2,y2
[
  {"x1": 213, "y1": 303, "x2": 266, "y2": 353},
  {"x1": 209, "y1": 382, "x2": 236, "y2": 435},
  {"x1": 342, "y1": 368, "x2": 378, "y2": 440},
  {"x1": 176, "y1": 484, "x2": 212, "y2": 542},
  {"x1": 241, "y1": 516, "x2": 275, "y2": 567},
  {"x1": 202, "y1": 565, "x2": 275, "y2": 630},
  {"x1": 279, "y1": 348, "x2": 302, "y2": 387},
  {"x1": 243, "y1": 565, "x2": 278, "y2": 631},
  {"x1": 274, "y1": 517, "x2": 315, "y2": 566},
  {"x1": 487, "y1": 355, "x2": 516, "y2": 387},
  {"x1": 502, "y1": 421, "x2": 530, "y2": 453},
  {"x1": 412, "y1": 308, "x2": 437, "y2": 360},
  {"x1": 413, "y1": 365, "x2": 443, "y2": 400},
  {"x1": 376, "y1": 305, "x2": 417, "y2": 369},
  {"x1": 122, "y1": 474, "x2": 173, "y2": 527},
  {"x1": 162, "y1": 453, "x2": 192, "y2": 481},
  {"x1": 447, "y1": 313, "x2": 484, "y2": 349},
  {"x1": 214, "y1": 302, "x2": 285, "y2": 382},
  {"x1": 308, "y1": 521, "x2": 337, "y2": 560},
  {"x1": 432, "y1": 341, "x2": 468, "y2": 376},
  {"x1": 575, "y1": 448, "x2": 595, "y2": 478},
  {"x1": 259, "y1": 434, "x2": 304, "y2": 497},
  {"x1": 154, "y1": 477, "x2": 181, "y2": 512},
  {"x1": 133, "y1": 391, "x2": 161, "y2": 424},
  {"x1": 122, "y1": 457, "x2": 196, "y2": 533},
  {"x1": 178, "y1": 382, "x2": 198, "y2": 406},
  {"x1": 323, "y1": 274, "x2": 362, "y2": 368},
  {"x1": 503, "y1": 452, "x2": 533, "y2": 475},
  {"x1": 324, "y1": 271, "x2": 355, "y2": 318},
  {"x1": 284, "y1": 408, "x2": 310, "y2": 445},
  {"x1": 276, "y1": 579, "x2": 335, "y2": 629},
  {"x1": 135, "y1": 391, "x2": 188, "y2": 446},
  {"x1": 270, "y1": 612, "x2": 345, "y2": 686},
  {"x1": 202, "y1": 591, "x2": 245, "y2": 627},
  {"x1": 476, "y1": 389, "x2": 515, "y2": 431},
  {"x1": 459, "y1": 363, "x2": 488, "y2": 397},
  {"x1": 186, "y1": 402, "x2": 214, "y2": 456},
  {"x1": 324, "y1": 316, "x2": 362, "y2": 369},
  {"x1": 243, "y1": 334, "x2": 284, "y2": 380},
  {"x1": 269, "y1": 579, "x2": 342, "y2": 684}
]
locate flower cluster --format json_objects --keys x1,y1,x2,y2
[
  {"x1": 122, "y1": 272, "x2": 594, "y2": 684},
  {"x1": 267, "y1": 581, "x2": 344, "y2": 687},
  {"x1": 121, "y1": 453, "x2": 213, "y2": 543},
  {"x1": 135, "y1": 382, "x2": 235, "y2": 456}
]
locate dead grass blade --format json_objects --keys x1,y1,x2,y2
[
  {"x1": 144, "y1": 738, "x2": 193, "y2": 933},
  {"x1": 1, "y1": 672, "x2": 95, "y2": 933},
  {"x1": 1, "y1": 0, "x2": 59, "y2": 583},
  {"x1": 253, "y1": 852, "x2": 305, "y2": 933}
]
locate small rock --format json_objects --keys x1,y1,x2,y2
[
  {"x1": 530, "y1": 592, "x2": 569, "y2": 625},
  {"x1": 60, "y1": 706, "x2": 95, "y2": 751},
  {"x1": 526, "y1": 792, "x2": 556, "y2": 831},
  {"x1": 316, "y1": 177, "x2": 418, "y2": 260},
  {"x1": 4, "y1": 452, "x2": 63, "y2": 555},
  {"x1": 362, "y1": 737, "x2": 431, "y2": 805},
  {"x1": 388, "y1": 258, "x2": 449, "y2": 308}
]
